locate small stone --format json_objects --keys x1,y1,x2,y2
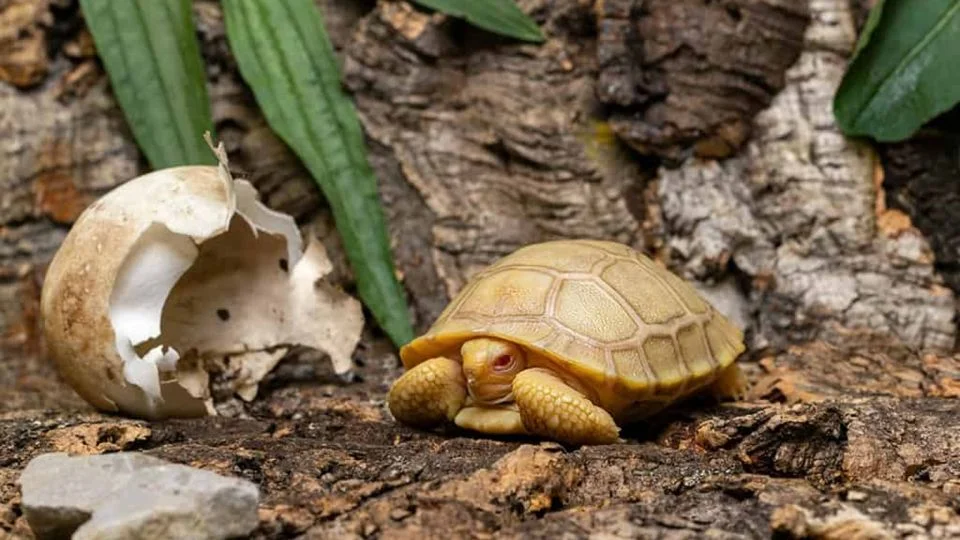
[
  {"x1": 894, "y1": 523, "x2": 927, "y2": 535},
  {"x1": 846, "y1": 490, "x2": 868, "y2": 502},
  {"x1": 18, "y1": 452, "x2": 260, "y2": 540},
  {"x1": 943, "y1": 480, "x2": 960, "y2": 497},
  {"x1": 389, "y1": 507, "x2": 411, "y2": 521}
]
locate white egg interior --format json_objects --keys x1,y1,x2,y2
[{"x1": 95, "y1": 143, "x2": 363, "y2": 417}]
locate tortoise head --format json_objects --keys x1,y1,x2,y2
[{"x1": 460, "y1": 338, "x2": 527, "y2": 404}]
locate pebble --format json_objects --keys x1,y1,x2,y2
[
  {"x1": 18, "y1": 451, "x2": 260, "y2": 540},
  {"x1": 846, "y1": 490, "x2": 868, "y2": 502}
]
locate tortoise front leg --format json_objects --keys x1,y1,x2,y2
[
  {"x1": 387, "y1": 357, "x2": 467, "y2": 429},
  {"x1": 512, "y1": 368, "x2": 620, "y2": 445}
]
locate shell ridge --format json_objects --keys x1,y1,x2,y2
[
  {"x1": 695, "y1": 321, "x2": 720, "y2": 371},
  {"x1": 669, "y1": 332, "x2": 692, "y2": 395},
  {"x1": 589, "y1": 253, "x2": 615, "y2": 275}
]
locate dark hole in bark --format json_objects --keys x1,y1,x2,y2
[{"x1": 96, "y1": 426, "x2": 124, "y2": 445}]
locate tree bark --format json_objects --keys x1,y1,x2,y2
[
  {"x1": 1, "y1": 0, "x2": 958, "y2": 538},
  {"x1": 656, "y1": 0, "x2": 956, "y2": 353}
]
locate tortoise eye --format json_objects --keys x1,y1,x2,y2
[{"x1": 492, "y1": 354, "x2": 513, "y2": 371}]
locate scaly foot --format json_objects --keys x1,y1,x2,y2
[
  {"x1": 387, "y1": 357, "x2": 466, "y2": 429},
  {"x1": 512, "y1": 368, "x2": 620, "y2": 445}
]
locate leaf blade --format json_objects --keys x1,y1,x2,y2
[
  {"x1": 222, "y1": 0, "x2": 414, "y2": 347},
  {"x1": 834, "y1": 0, "x2": 960, "y2": 142},
  {"x1": 849, "y1": 0, "x2": 887, "y2": 57},
  {"x1": 79, "y1": 0, "x2": 215, "y2": 168},
  {"x1": 410, "y1": 0, "x2": 544, "y2": 42}
]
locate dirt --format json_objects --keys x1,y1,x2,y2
[{"x1": 3, "y1": 335, "x2": 959, "y2": 538}]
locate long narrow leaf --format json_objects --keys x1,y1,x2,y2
[
  {"x1": 411, "y1": 0, "x2": 545, "y2": 42},
  {"x1": 221, "y1": 0, "x2": 414, "y2": 347},
  {"x1": 80, "y1": 0, "x2": 215, "y2": 168},
  {"x1": 834, "y1": 0, "x2": 960, "y2": 141}
]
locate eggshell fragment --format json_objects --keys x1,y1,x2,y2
[{"x1": 40, "y1": 143, "x2": 364, "y2": 419}]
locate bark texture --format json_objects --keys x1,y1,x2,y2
[
  {"x1": 880, "y1": 123, "x2": 960, "y2": 295},
  {"x1": 1, "y1": 0, "x2": 959, "y2": 538},
  {"x1": 657, "y1": 0, "x2": 956, "y2": 352},
  {"x1": 342, "y1": 0, "x2": 647, "y2": 319},
  {"x1": 0, "y1": 0, "x2": 52, "y2": 88},
  {"x1": 597, "y1": 0, "x2": 810, "y2": 161}
]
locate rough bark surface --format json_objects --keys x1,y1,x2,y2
[
  {"x1": 342, "y1": 0, "x2": 647, "y2": 316},
  {"x1": 880, "y1": 123, "x2": 960, "y2": 295},
  {"x1": 658, "y1": 0, "x2": 956, "y2": 352},
  {"x1": 1, "y1": 0, "x2": 959, "y2": 539},
  {"x1": 0, "y1": 0, "x2": 52, "y2": 88},
  {"x1": 596, "y1": 0, "x2": 810, "y2": 161}
]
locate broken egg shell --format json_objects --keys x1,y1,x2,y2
[{"x1": 39, "y1": 162, "x2": 364, "y2": 419}]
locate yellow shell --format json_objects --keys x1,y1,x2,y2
[{"x1": 400, "y1": 239, "x2": 746, "y2": 419}]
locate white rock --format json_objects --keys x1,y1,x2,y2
[{"x1": 19, "y1": 452, "x2": 259, "y2": 540}]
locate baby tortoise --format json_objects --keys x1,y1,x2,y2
[{"x1": 387, "y1": 239, "x2": 748, "y2": 445}]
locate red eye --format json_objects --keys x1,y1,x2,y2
[{"x1": 493, "y1": 354, "x2": 513, "y2": 371}]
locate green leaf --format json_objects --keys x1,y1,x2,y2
[
  {"x1": 850, "y1": 0, "x2": 887, "y2": 57},
  {"x1": 79, "y1": 0, "x2": 216, "y2": 168},
  {"x1": 410, "y1": 0, "x2": 545, "y2": 42},
  {"x1": 221, "y1": 0, "x2": 414, "y2": 348},
  {"x1": 834, "y1": 0, "x2": 960, "y2": 142}
]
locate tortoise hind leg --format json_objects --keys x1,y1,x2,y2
[
  {"x1": 708, "y1": 363, "x2": 750, "y2": 401},
  {"x1": 512, "y1": 368, "x2": 620, "y2": 445},
  {"x1": 387, "y1": 357, "x2": 467, "y2": 429}
]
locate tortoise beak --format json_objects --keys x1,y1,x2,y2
[{"x1": 466, "y1": 381, "x2": 513, "y2": 404}]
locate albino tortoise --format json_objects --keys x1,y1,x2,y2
[{"x1": 387, "y1": 239, "x2": 748, "y2": 445}]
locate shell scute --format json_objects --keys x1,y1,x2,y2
[
  {"x1": 704, "y1": 317, "x2": 743, "y2": 364},
  {"x1": 554, "y1": 279, "x2": 638, "y2": 343},
  {"x1": 611, "y1": 348, "x2": 652, "y2": 389},
  {"x1": 676, "y1": 323, "x2": 715, "y2": 382},
  {"x1": 642, "y1": 335, "x2": 686, "y2": 388},
  {"x1": 540, "y1": 331, "x2": 608, "y2": 376},
  {"x1": 600, "y1": 260, "x2": 687, "y2": 324},
  {"x1": 455, "y1": 268, "x2": 554, "y2": 318}
]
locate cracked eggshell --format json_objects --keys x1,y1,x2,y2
[{"x1": 40, "y1": 155, "x2": 365, "y2": 419}]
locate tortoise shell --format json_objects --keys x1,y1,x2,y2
[{"x1": 399, "y1": 239, "x2": 745, "y2": 416}]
